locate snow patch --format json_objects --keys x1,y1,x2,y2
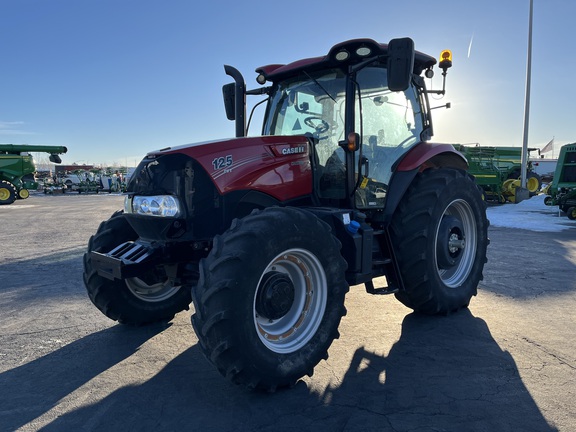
[{"x1": 486, "y1": 194, "x2": 573, "y2": 232}]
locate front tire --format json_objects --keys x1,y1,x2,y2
[
  {"x1": 18, "y1": 188, "x2": 30, "y2": 199},
  {"x1": 526, "y1": 172, "x2": 542, "y2": 195},
  {"x1": 191, "y1": 207, "x2": 348, "y2": 391},
  {"x1": 390, "y1": 168, "x2": 489, "y2": 314},
  {"x1": 83, "y1": 211, "x2": 191, "y2": 325}
]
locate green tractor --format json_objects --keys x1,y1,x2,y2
[
  {"x1": 0, "y1": 144, "x2": 68, "y2": 204},
  {"x1": 544, "y1": 143, "x2": 576, "y2": 219},
  {"x1": 454, "y1": 144, "x2": 541, "y2": 203}
]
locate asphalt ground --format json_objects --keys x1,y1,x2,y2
[{"x1": 0, "y1": 192, "x2": 575, "y2": 432}]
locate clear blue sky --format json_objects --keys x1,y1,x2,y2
[{"x1": 1, "y1": 0, "x2": 574, "y2": 166}]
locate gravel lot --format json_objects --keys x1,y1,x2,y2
[{"x1": 1, "y1": 192, "x2": 575, "y2": 431}]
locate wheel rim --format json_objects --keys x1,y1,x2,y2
[
  {"x1": 0, "y1": 187, "x2": 10, "y2": 201},
  {"x1": 502, "y1": 179, "x2": 515, "y2": 192},
  {"x1": 125, "y1": 271, "x2": 181, "y2": 302},
  {"x1": 526, "y1": 177, "x2": 539, "y2": 193},
  {"x1": 434, "y1": 199, "x2": 478, "y2": 288},
  {"x1": 253, "y1": 248, "x2": 327, "y2": 354}
]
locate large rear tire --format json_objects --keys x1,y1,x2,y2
[
  {"x1": 191, "y1": 207, "x2": 348, "y2": 391},
  {"x1": 0, "y1": 180, "x2": 17, "y2": 205},
  {"x1": 83, "y1": 211, "x2": 191, "y2": 325},
  {"x1": 390, "y1": 168, "x2": 489, "y2": 314}
]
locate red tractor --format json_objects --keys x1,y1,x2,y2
[{"x1": 84, "y1": 38, "x2": 489, "y2": 391}]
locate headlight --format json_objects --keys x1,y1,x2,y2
[{"x1": 125, "y1": 195, "x2": 181, "y2": 217}]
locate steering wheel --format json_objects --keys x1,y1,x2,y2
[{"x1": 304, "y1": 116, "x2": 330, "y2": 134}]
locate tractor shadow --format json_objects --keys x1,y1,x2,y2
[
  {"x1": 0, "y1": 247, "x2": 88, "y2": 303},
  {"x1": 27, "y1": 310, "x2": 556, "y2": 431},
  {"x1": 0, "y1": 324, "x2": 166, "y2": 432},
  {"x1": 317, "y1": 310, "x2": 557, "y2": 431}
]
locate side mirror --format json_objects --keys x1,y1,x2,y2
[
  {"x1": 222, "y1": 83, "x2": 236, "y2": 121},
  {"x1": 387, "y1": 37, "x2": 415, "y2": 92}
]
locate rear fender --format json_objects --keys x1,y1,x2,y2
[
  {"x1": 384, "y1": 143, "x2": 469, "y2": 222},
  {"x1": 395, "y1": 142, "x2": 468, "y2": 172}
]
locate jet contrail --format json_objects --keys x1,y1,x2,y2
[{"x1": 467, "y1": 34, "x2": 474, "y2": 58}]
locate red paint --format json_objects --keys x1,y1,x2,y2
[
  {"x1": 397, "y1": 142, "x2": 467, "y2": 171},
  {"x1": 154, "y1": 136, "x2": 313, "y2": 201}
]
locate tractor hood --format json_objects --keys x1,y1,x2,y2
[
  {"x1": 134, "y1": 135, "x2": 313, "y2": 201},
  {"x1": 124, "y1": 135, "x2": 314, "y2": 242}
]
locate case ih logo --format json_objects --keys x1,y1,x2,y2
[
  {"x1": 271, "y1": 144, "x2": 308, "y2": 157},
  {"x1": 282, "y1": 146, "x2": 305, "y2": 155}
]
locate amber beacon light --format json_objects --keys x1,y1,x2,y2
[{"x1": 439, "y1": 49, "x2": 453, "y2": 71}]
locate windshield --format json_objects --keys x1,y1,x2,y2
[
  {"x1": 264, "y1": 68, "x2": 347, "y2": 161},
  {"x1": 263, "y1": 66, "x2": 426, "y2": 208}
]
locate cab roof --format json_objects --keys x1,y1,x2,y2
[{"x1": 256, "y1": 38, "x2": 436, "y2": 82}]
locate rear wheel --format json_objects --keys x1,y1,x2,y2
[
  {"x1": 191, "y1": 207, "x2": 348, "y2": 391},
  {"x1": 0, "y1": 180, "x2": 16, "y2": 205},
  {"x1": 390, "y1": 168, "x2": 489, "y2": 314},
  {"x1": 83, "y1": 211, "x2": 191, "y2": 325},
  {"x1": 567, "y1": 207, "x2": 576, "y2": 220}
]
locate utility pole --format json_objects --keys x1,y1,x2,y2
[{"x1": 519, "y1": 0, "x2": 534, "y2": 201}]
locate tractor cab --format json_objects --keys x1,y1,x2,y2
[
  {"x1": 262, "y1": 62, "x2": 427, "y2": 210},
  {"x1": 224, "y1": 38, "x2": 442, "y2": 211}
]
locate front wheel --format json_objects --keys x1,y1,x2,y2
[
  {"x1": 18, "y1": 188, "x2": 30, "y2": 199},
  {"x1": 390, "y1": 168, "x2": 489, "y2": 314},
  {"x1": 83, "y1": 211, "x2": 192, "y2": 325},
  {"x1": 567, "y1": 207, "x2": 576, "y2": 220},
  {"x1": 526, "y1": 172, "x2": 542, "y2": 195},
  {"x1": 192, "y1": 207, "x2": 348, "y2": 391}
]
